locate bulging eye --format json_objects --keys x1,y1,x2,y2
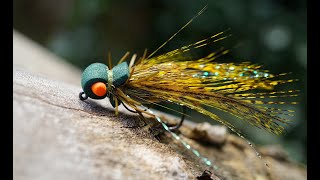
[{"x1": 91, "y1": 82, "x2": 107, "y2": 97}]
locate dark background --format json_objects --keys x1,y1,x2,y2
[{"x1": 13, "y1": 0, "x2": 306, "y2": 165}]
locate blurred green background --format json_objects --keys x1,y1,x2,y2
[{"x1": 13, "y1": 0, "x2": 306, "y2": 165}]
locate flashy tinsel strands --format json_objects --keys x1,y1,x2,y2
[
  {"x1": 126, "y1": 61, "x2": 295, "y2": 135},
  {"x1": 144, "y1": 107, "x2": 216, "y2": 168}
]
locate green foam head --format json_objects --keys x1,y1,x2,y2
[
  {"x1": 80, "y1": 62, "x2": 130, "y2": 101},
  {"x1": 81, "y1": 63, "x2": 109, "y2": 99}
]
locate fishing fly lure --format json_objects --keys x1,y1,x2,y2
[{"x1": 79, "y1": 5, "x2": 297, "y2": 167}]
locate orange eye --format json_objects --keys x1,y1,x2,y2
[{"x1": 91, "y1": 82, "x2": 107, "y2": 97}]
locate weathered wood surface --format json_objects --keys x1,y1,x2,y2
[{"x1": 13, "y1": 29, "x2": 307, "y2": 180}]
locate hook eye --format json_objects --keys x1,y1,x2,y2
[{"x1": 79, "y1": 91, "x2": 88, "y2": 100}]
